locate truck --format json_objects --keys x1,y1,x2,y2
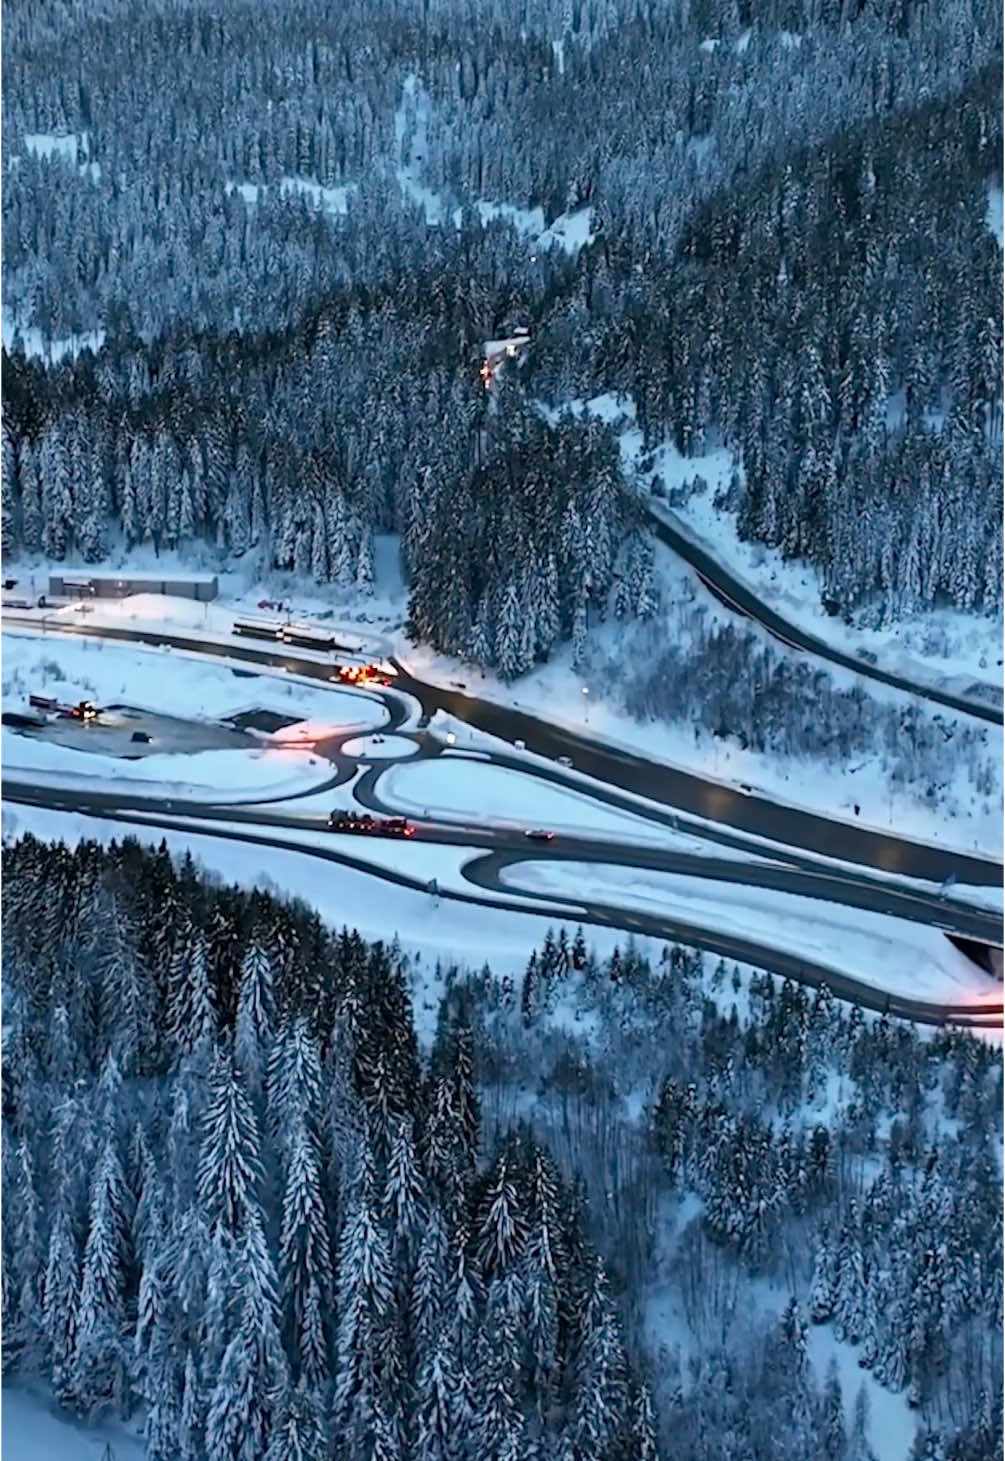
[{"x1": 327, "y1": 811, "x2": 415, "y2": 837}]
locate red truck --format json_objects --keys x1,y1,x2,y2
[{"x1": 327, "y1": 811, "x2": 414, "y2": 837}]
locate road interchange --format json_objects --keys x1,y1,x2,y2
[{"x1": 2, "y1": 613, "x2": 1001, "y2": 1027}]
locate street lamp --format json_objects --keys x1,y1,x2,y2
[{"x1": 581, "y1": 686, "x2": 590, "y2": 725}]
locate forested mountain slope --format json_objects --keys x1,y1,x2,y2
[
  {"x1": 3, "y1": 834, "x2": 1002, "y2": 1460},
  {"x1": 2, "y1": 0, "x2": 1001, "y2": 667}
]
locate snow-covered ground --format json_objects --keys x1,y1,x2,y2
[
  {"x1": 341, "y1": 733, "x2": 419, "y2": 759},
  {"x1": 1, "y1": 631, "x2": 389, "y2": 800},
  {"x1": 498, "y1": 861, "x2": 1003, "y2": 1009},
  {"x1": 1, "y1": 630, "x2": 388, "y2": 733},
  {"x1": 0, "y1": 307, "x2": 105, "y2": 365},
  {"x1": 2, "y1": 1384, "x2": 145, "y2": 1461},
  {"x1": 393, "y1": 74, "x2": 593, "y2": 253},
  {"x1": 986, "y1": 184, "x2": 1004, "y2": 248},
  {"x1": 807, "y1": 1328, "x2": 914, "y2": 1461},
  {"x1": 225, "y1": 175, "x2": 355, "y2": 217},
  {"x1": 376, "y1": 756, "x2": 711, "y2": 848},
  {"x1": 2, "y1": 733, "x2": 332, "y2": 804},
  {"x1": 540, "y1": 392, "x2": 1002, "y2": 702}
]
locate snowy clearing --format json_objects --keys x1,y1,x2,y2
[
  {"x1": 340, "y1": 733, "x2": 419, "y2": 759},
  {"x1": 394, "y1": 75, "x2": 593, "y2": 254},
  {"x1": 986, "y1": 184, "x2": 1004, "y2": 248},
  {"x1": 1, "y1": 630, "x2": 388, "y2": 735},
  {"x1": 498, "y1": 861, "x2": 1002, "y2": 1008},
  {"x1": 23, "y1": 130, "x2": 89, "y2": 163},
  {"x1": 1, "y1": 307, "x2": 106, "y2": 365},
  {"x1": 225, "y1": 175, "x2": 355, "y2": 217},
  {"x1": 807, "y1": 1328, "x2": 914, "y2": 1461},
  {"x1": 2, "y1": 731, "x2": 331, "y2": 804},
  {"x1": 376, "y1": 756, "x2": 696, "y2": 848},
  {"x1": 2, "y1": 1384, "x2": 145, "y2": 1461}
]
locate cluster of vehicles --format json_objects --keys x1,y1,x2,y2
[
  {"x1": 327, "y1": 811, "x2": 415, "y2": 837},
  {"x1": 326, "y1": 808, "x2": 557, "y2": 844},
  {"x1": 333, "y1": 663, "x2": 392, "y2": 687},
  {"x1": 232, "y1": 619, "x2": 391, "y2": 685},
  {"x1": 28, "y1": 694, "x2": 99, "y2": 722}
]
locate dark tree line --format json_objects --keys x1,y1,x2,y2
[{"x1": 2, "y1": 0, "x2": 1000, "y2": 663}]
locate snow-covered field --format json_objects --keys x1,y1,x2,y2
[
  {"x1": 1, "y1": 631, "x2": 388, "y2": 800},
  {"x1": 498, "y1": 861, "x2": 1003, "y2": 1008},
  {"x1": 2, "y1": 733, "x2": 332, "y2": 804},
  {"x1": 376, "y1": 755, "x2": 708, "y2": 848},
  {"x1": 0, "y1": 306, "x2": 105, "y2": 366},
  {"x1": 2, "y1": 1385, "x2": 144, "y2": 1461},
  {"x1": 1, "y1": 630, "x2": 388, "y2": 732},
  {"x1": 341, "y1": 732, "x2": 419, "y2": 759}
]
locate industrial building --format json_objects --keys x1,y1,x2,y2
[{"x1": 48, "y1": 571, "x2": 218, "y2": 603}]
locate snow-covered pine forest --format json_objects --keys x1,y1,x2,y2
[
  {"x1": 3, "y1": 834, "x2": 1002, "y2": 1460},
  {"x1": 2, "y1": 0, "x2": 1002, "y2": 679}
]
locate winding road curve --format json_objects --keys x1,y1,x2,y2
[
  {"x1": 5, "y1": 611, "x2": 1001, "y2": 889},
  {"x1": 639, "y1": 499, "x2": 1004, "y2": 726},
  {"x1": 2, "y1": 613, "x2": 1001, "y2": 1025},
  {"x1": 3, "y1": 781, "x2": 999, "y2": 1029}
]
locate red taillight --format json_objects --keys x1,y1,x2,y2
[{"x1": 405, "y1": 827, "x2": 415, "y2": 836}]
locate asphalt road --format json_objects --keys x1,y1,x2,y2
[
  {"x1": 388, "y1": 664, "x2": 1002, "y2": 889},
  {"x1": 639, "y1": 499, "x2": 1004, "y2": 726},
  {"x1": 6, "y1": 612, "x2": 1002, "y2": 894},
  {"x1": 4, "y1": 779, "x2": 999, "y2": 1029},
  {"x1": 350, "y1": 766, "x2": 1003, "y2": 945}
]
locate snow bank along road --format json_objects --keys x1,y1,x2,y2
[{"x1": 640, "y1": 498, "x2": 1004, "y2": 726}]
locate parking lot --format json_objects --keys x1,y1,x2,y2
[{"x1": 10, "y1": 704, "x2": 259, "y2": 759}]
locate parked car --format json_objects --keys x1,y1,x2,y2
[
  {"x1": 130, "y1": 730, "x2": 152, "y2": 744},
  {"x1": 524, "y1": 829, "x2": 556, "y2": 842},
  {"x1": 557, "y1": 755, "x2": 573, "y2": 768}
]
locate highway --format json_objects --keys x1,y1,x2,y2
[
  {"x1": 3, "y1": 779, "x2": 999, "y2": 1029},
  {"x1": 639, "y1": 498, "x2": 1004, "y2": 727},
  {"x1": 5, "y1": 613, "x2": 999, "y2": 888},
  {"x1": 2, "y1": 613, "x2": 1001, "y2": 1025}
]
